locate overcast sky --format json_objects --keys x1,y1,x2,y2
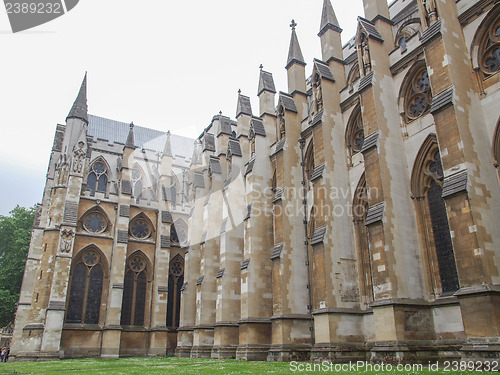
[{"x1": 0, "y1": 0, "x2": 368, "y2": 215}]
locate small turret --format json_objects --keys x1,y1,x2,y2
[
  {"x1": 125, "y1": 122, "x2": 136, "y2": 149},
  {"x1": 286, "y1": 20, "x2": 307, "y2": 96},
  {"x1": 318, "y1": 0, "x2": 343, "y2": 63},
  {"x1": 163, "y1": 131, "x2": 173, "y2": 157}
]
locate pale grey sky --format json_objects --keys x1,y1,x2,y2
[{"x1": 0, "y1": 0, "x2": 366, "y2": 215}]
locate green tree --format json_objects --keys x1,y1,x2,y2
[{"x1": 0, "y1": 205, "x2": 36, "y2": 327}]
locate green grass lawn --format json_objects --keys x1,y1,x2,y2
[{"x1": 0, "y1": 357, "x2": 497, "y2": 375}]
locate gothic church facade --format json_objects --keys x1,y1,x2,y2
[{"x1": 12, "y1": 0, "x2": 500, "y2": 363}]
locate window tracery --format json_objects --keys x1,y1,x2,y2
[
  {"x1": 345, "y1": 106, "x2": 364, "y2": 165},
  {"x1": 479, "y1": 13, "x2": 500, "y2": 76},
  {"x1": 87, "y1": 160, "x2": 108, "y2": 195},
  {"x1": 129, "y1": 215, "x2": 152, "y2": 240},
  {"x1": 132, "y1": 164, "x2": 144, "y2": 199},
  {"x1": 404, "y1": 67, "x2": 432, "y2": 122},
  {"x1": 82, "y1": 209, "x2": 108, "y2": 234},
  {"x1": 167, "y1": 254, "x2": 184, "y2": 328},
  {"x1": 66, "y1": 247, "x2": 106, "y2": 325},
  {"x1": 120, "y1": 253, "x2": 149, "y2": 326}
]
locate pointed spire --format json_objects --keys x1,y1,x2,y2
[
  {"x1": 286, "y1": 20, "x2": 306, "y2": 70},
  {"x1": 258, "y1": 67, "x2": 276, "y2": 96},
  {"x1": 191, "y1": 139, "x2": 202, "y2": 165},
  {"x1": 236, "y1": 90, "x2": 253, "y2": 118},
  {"x1": 125, "y1": 122, "x2": 136, "y2": 148},
  {"x1": 163, "y1": 130, "x2": 173, "y2": 157},
  {"x1": 67, "y1": 73, "x2": 88, "y2": 123},
  {"x1": 319, "y1": 0, "x2": 342, "y2": 36}
]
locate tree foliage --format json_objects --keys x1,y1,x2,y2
[{"x1": 0, "y1": 205, "x2": 36, "y2": 327}]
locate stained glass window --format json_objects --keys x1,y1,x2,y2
[
  {"x1": 83, "y1": 212, "x2": 107, "y2": 234},
  {"x1": 130, "y1": 218, "x2": 151, "y2": 239},
  {"x1": 405, "y1": 67, "x2": 432, "y2": 121},
  {"x1": 65, "y1": 249, "x2": 104, "y2": 325},
  {"x1": 478, "y1": 13, "x2": 500, "y2": 75},
  {"x1": 87, "y1": 161, "x2": 108, "y2": 195},
  {"x1": 120, "y1": 254, "x2": 149, "y2": 327}
]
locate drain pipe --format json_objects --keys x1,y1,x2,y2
[{"x1": 299, "y1": 138, "x2": 315, "y2": 348}]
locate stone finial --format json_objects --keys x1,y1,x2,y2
[{"x1": 67, "y1": 72, "x2": 88, "y2": 124}]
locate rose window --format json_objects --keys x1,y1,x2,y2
[
  {"x1": 405, "y1": 68, "x2": 432, "y2": 121},
  {"x1": 129, "y1": 256, "x2": 146, "y2": 273},
  {"x1": 83, "y1": 212, "x2": 107, "y2": 234},
  {"x1": 130, "y1": 218, "x2": 150, "y2": 239},
  {"x1": 83, "y1": 250, "x2": 99, "y2": 267},
  {"x1": 480, "y1": 15, "x2": 500, "y2": 75}
]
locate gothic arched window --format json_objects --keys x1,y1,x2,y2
[
  {"x1": 81, "y1": 208, "x2": 109, "y2": 234},
  {"x1": 120, "y1": 253, "x2": 149, "y2": 326},
  {"x1": 87, "y1": 160, "x2": 108, "y2": 195},
  {"x1": 304, "y1": 140, "x2": 315, "y2": 185},
  {"x1": 132, "y1": 164, "x2": 144, "y2": 199},
  {"x1": 404, "y1": 66, "x2": 432, "y2": 122},
  {"x1": 66, "y1": 247, "x2": 106, "y2": 324},
  {"x1": 479, "y1": 11, "x2": 500, "y2": 76},
  {"x1": 129, "y1": 214, "x2": 153, "y2": 240},
  {"x1": 166, "y1": 254, "x2": 184, "y2": 328},
  {"x1": 411, "y1": 135, "x2": 459, "y2": 295},
  {"x1": 352, "y1": 174, "x2": 373, "y2": 305},
  {"x1": 345, "y1": 106, "x2": 364, "y2": 165},
  {"x1": 347, "y1": 64, "x2": 360, "y2": 93}
]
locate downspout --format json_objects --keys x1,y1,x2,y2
[{"x1": 299, "y1": 138, "x2": 315, "y2": 347}]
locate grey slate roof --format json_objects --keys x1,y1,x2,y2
[
  {"x1": 245, "y1": 158, "x2": 256, "y2": 176},
  {"x1": 314, "y1": 60, "x2": 335, "y2": 82},
  {"x1": 216, "y1": 269, "x2": 225, "y2": 278},
  {"x1": 358, "y1": 17, "x2": 384, "y2": 42},
  {"x1": 251, "y1": 118, "x2": 266, "y2": 136},
  {"x1": 431, "y1": 86, "x2": 454, "y2": 114},
  {"x1": 241, "y1": 258, "x2": 251, "y2": 270},
  {"x1": 286, "y1": 29, "x2": 306, "y2": 69},
  {"x1": 87, "y1": 115, "x2": 194, "y2": 160},
  {"x1": 312, "y1": 110, "x2": 323, "y2": 127},
  {"x1": 258, "y1": 70, "x2": 277, "y2": 95},
  {"x1": 237, "y1": 94, "x2": 253, "y2": 117},
  {"x1": 442, "y1": 170, "x2": 468, "y2": 198},
  {"x1": 361, "y1": 131, "x2": 379, "y2": 153},
  {"x1": 273, "y1": 187, "x2": 285, "y2": 202},
  {"x1": 244, "y1": 203, "x2": 252, "y2": 221},
  {"x1": 219, "y1": 116, "x2": 233, "y2": 136},
  {"x1": 279, "y1": 92, "x2": 298, "y2": 113},
  {"x1": 271, "y1": 243, "x2": 284, "y2": 260},
  {"x1": 311, "y1": 164, "x2": 325, "y2": 181},
  {"x1": 204, "y1": 133, "x2": 216, "y2": 152},
  {"x1": 67, "y1": 73, "x2": 88, "y2": 123},
  {"x1": 194, "y1": 173, "x2": 205, "y2": 188},
  {"x1": 358, "y1": 71, "x2": 374, "y2": 92},
  {"x1": 209, "y1": 157, "x2": 222, "y2": 174},
  {"x1": 420, "y1": 19, "x2": 442, "y2": 45},
  {"x1": 311, "y1": 226, "x2": 327, "y2": 245},
  {"x1": 365, "y1": 202, "x2": 385, "y2": 226},
  {"x1": 274, "y1": 138, "x2": 286, "y2": 155},
  {"x1": 228, "y1": 140, "x2": 242, "y2": 157},
  {"x1": 319, "y1": 0, "x2": 342, "y2": 36}
]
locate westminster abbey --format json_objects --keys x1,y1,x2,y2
[{"x1": 11, "y1": 0, "x2": 500, "y2": 363}]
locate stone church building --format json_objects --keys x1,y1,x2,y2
[{"x1": 11, "y1": 0, "x2": 500, "y2": 363}]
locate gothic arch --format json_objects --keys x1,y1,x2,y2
[
  {"x1": 411, "y1": 134, "x2": 459, "y2": 295},
  {"x1": 394, "y1": 19, "x2": 421, "y2": 51},
  {"x1": 398, "y1": 60, "x2": 432, "y2": 123},
  {"x1": 66, "y1": 245, "x2": 109, "y2": 325},
  {"x1": 304, "y1": 139, "x2": 315, "y2": 184},
  {"x1": 352, "y1": 173, "x2": 373, "y2": 305},
  {"x1": 87, "y1": 156, "x2": 111, "y2": 195},
  {"x1": 470, "y1": 4, "x2": 500, "y2": 77},
  {"x1": 79, "y1": 205, "x2": 112, "y2": 235},
  {"x1": 129, "y1": 212, "x2": 156, "y2": 240},
  {"x1": 347, "y1": 63, "x2": 360, "y2": 93},
  {"x1": 120, "y1": 250, "x2": 152, "y2": 327},
  {"x1": 132, "y1": 163, "x2": 146, "y2": 199},
  {"x1": 166, "y1": 253, "x2": 184, "y2": 328},
  {"x1": 345, "y1": 105, "x2": 364, "y2": 165}
]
